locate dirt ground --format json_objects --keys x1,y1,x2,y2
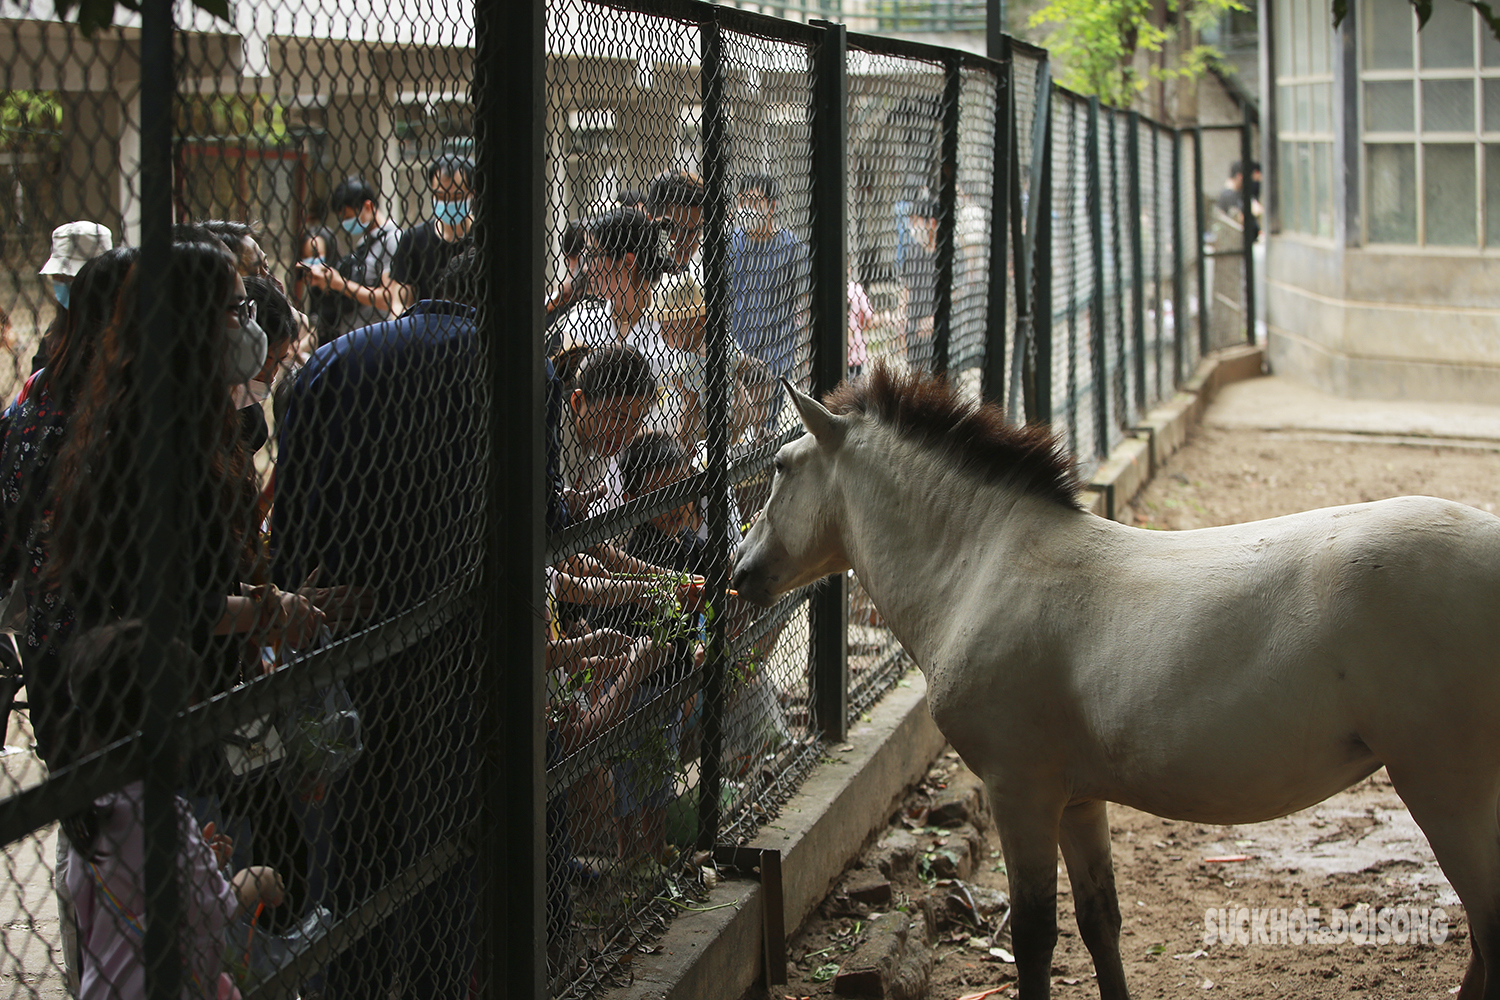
[{"x1": 767, "y1": 424, "x2": 1500, "y2": 1000}]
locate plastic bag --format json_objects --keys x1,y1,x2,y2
[
  {"x1": 275, "y1": 626, "x2": 364, "y2": 790},
  {"x1": 224, "y1": 902, "x2": 334, "y2": 992},
  {"x1": 278, "y1": 681, "x2": 363, "y2": 790}
]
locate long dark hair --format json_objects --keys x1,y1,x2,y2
[
  {"x1": 44, "y1": 246, "x2": 141, "y2": 406},
  {"x1": 47, "y1": 242, "x2": 261, "y2": 625}
]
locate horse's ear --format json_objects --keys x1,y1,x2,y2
[{"x1": 783, "y1": 378, "x2": 847, "y2": 448}]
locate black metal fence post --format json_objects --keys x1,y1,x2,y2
[
  {"x1": 1005, "y1": 68, "x2": 1032, "y2": 420},
  {"x1": 809, "y1": 18, "x2": 848, "y2": 742},
  {"x1": 1126, "y1": 111, "x2": 1145, "y2": 418},
  {"x1": 474, "y1": 0, "x2": 547, "y2": 993},
  {"x1": 984, "y1": 6, "x2": 1010, "y2": 407},
  {"x1": 138, "y1": 1, "x2": 184, "y2": 995},
  {"x1": 1240, "y1": 108, "x2": 1257, "y2": 345},
  {"x1": 1152, "y1": 126, "x2": 1164, "y2": 402},
  {"x1": 1109, "y1": 107, "x2": 1126, "y2": 436},
  {"x1": 1032, "y1": 77, "x2": 1053, "y2": 425},
  {"x1": 697, "y1": 17, "x2": 730, "y2": 848},
  {"x1": 933, "y1": 56, "x2": 962, "y2": 376},
  {"x1": 982, "y1": 45, "x2": 1011, "y2": 405},
  {"x1": 1171, "y1": 128, "x2": 1185, "y2": 386},
  {"x1": 1194, "y1": 124, "x2": 1209, "y2": 358},
  {"x1": 1087, "y1": 97, "x2": 1108, "y2": 459},
  {"x1": 1062, "y1": 100, "x2": 1078, "y2": 454}
]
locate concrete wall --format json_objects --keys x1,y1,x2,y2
[{"x1": 1266, "y1": 235, "x2": 1500, "y2": 404}]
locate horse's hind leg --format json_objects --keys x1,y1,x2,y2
[
  {"x1": 1386, "y1": 767, "x2": 1500, "y2": 1000},
  {"x1": 1059, "y1": 800, "x2": 1129, "y2": 1000}
]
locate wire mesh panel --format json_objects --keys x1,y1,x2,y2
[
  {"x1": 0, "y1": 1, "x2": 1223, "y2": 998},
  {"x1": 844, "y1": 46, "x2": 946, "y2": 376},
  {"x1": 1139, "y1": 122, "x2": 1163, "y2": 412},
  {"x1": 1099, "y1": 107, "x2": 1128, "y2": 455},
  {"x1": 1047, "y1": 94, "x2": 1071, "y2": 451},
  {"x1": 1152, "y1": 125, "x2": 1177, "y2": 399},
  {"x1": 842, "y1": 41, "x2": 947, "y2": 711},
  {"x1": 1179, "y1": 127, "x2": 1203, "y2": 376},
  {"x1": 1072, "y1": 97, "x2": 1099, "y2": 466},
  {"x1": 1012, "y1": 51, "x2": 1040, "y2": 225},
  {"x1": 948, "y1": 66, "x2": 997, "y2": 380},
  {"x1": 2, "y1": 1, "x2": 488, "y2": 1000},
  {"x1": 716, "y1": 17, "x2": 824, "y2": 834}
]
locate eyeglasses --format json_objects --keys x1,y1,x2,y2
[{"x1": 229, "y1": 296, "x2": 258, "y2": 326}]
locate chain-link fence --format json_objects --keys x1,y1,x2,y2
[{"x1": 0, "y1": 2, "x2": 1254, "y2": 999}]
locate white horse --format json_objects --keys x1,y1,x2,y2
[{"x1": 731, "y1": 361, "x2": 1500, "y2": 1000}]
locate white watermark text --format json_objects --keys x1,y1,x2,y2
[{"x1": 1202, "y1": 905, "x2": 1448, "y2": 947}]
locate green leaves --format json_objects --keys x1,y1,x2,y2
[
  {"x1": 53, "y1": 0, "x2": 229, "y2": 37},
  {"x1": 1028, "y1": 0, "x2": 1244, "y2": 107},
  {"x1": 1463, "y1": 0, "x2": 1500, "y2": 40},
  {"x1": 0, "y1": 91, "x2": 62, "y2": 131}
]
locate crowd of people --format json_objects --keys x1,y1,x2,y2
[{"x1": 0, "y1": 153, "x2": 937, "y2": 996}]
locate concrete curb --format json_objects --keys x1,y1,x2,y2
[
  {"x1": 603, "y1": 345, "x2": 1263, "y2": 999},
  {"x1": 606, "y1": 675, "x2": 945, "y2": 1000},
  {"x1": 1086, "y1": 345, "x2": 1265, "y2": 521}
]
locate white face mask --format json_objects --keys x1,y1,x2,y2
[
  {"x1": 225, "y1": 315, "x2": 268, "y2": 385},
  {"x1": 230, "y1": 378, "x2": 272, "y2": 410}
]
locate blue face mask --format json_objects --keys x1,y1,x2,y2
[
  {"x1": 340, "y1": 215, "x2": 367, "y2": 236},
  {"x1": 51, "y1": 281, "x2": 69, "y2": 309},
  {"x1": 433, "y1": 198, "x2": 469, "y2": 227},
  {"x1": 299, "y1": 256, "x2": 322, "y2": 268}
]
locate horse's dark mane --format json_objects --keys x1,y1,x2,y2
[{"x1": 823, "y1": 360, "x2": 1083, "y2": 509}]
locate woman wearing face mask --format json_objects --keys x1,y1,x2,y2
[
  {"x1": 238, "y1": 276, "x2": 297, "y2": 453},
  {"x1": 389, "y1": 155, "x2": 474, "y2": 311},
  {"x1": 44, "y1": 241, "x2": 325, "y2": 724},
  {"x1": 301, "y1": 176, "x2": 402, "y2": 338},
  {"x1": 32, "y1": 221, "x2": 114, "y2": 377}
]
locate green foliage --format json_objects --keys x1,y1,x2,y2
[
  {"x1": 1, "y1": 92, "x2": 63, "y2": 156},
  {"x1": 1028, "y1": 0, "x2": 1245, "y2": 108},
  {"x1": 179, "y1": 95, "x2": 290, "y2": 141},
  {"x1": 53, "y1": 0, "x2": 229, "y2": 37},
  {"x1": 0, "y1": 91, "x2": 62, "y2": 133}
]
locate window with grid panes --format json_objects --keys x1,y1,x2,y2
[
  {"x1": 1360, "y1": 0, "x2": 1500, "y2": 246},
  {"x1": 1275, "y1": 0, "x2": 1336, "y2": 238}
]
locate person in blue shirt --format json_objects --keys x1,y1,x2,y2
[{"x1": 727, "y1": 174, "x2": 809, "y2": 396}]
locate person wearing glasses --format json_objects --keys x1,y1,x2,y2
[
  {"x1": 389, "y1": 154, "x2": 475, "y2": 310},
  {"x1": 194, "y1": 219, "x2": 274, "y2": 281},
  {"x1": 644, "y1": 169, "x2": 704, "y2": 279}
]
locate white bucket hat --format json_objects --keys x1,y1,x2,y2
[{"x1": 39, "y1": 221, "x2": 113, "y2": 278}]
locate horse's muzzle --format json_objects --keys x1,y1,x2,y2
[{"x1": 730, "y1": 541, "x2": 778, "y2": 608}]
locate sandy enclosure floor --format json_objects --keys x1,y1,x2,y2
[{"x1": 764, "y1": 424, "x2": 1500, "y2": 1000}]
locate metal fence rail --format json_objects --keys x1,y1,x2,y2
[{"x1": 0, "y1": 1, "x2": 1254, "y2": 999}]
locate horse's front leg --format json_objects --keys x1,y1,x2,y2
[
  {"x1": 989, "y1": 787, "x2": 1066, "y2": 1000},
  {"x1": 1059, "y1": 800, "x2": 1129, "y2": 1000}
]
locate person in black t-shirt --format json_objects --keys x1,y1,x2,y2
[{"x1": 389, "y1": 154, "x2": 474, "y2": 310}]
